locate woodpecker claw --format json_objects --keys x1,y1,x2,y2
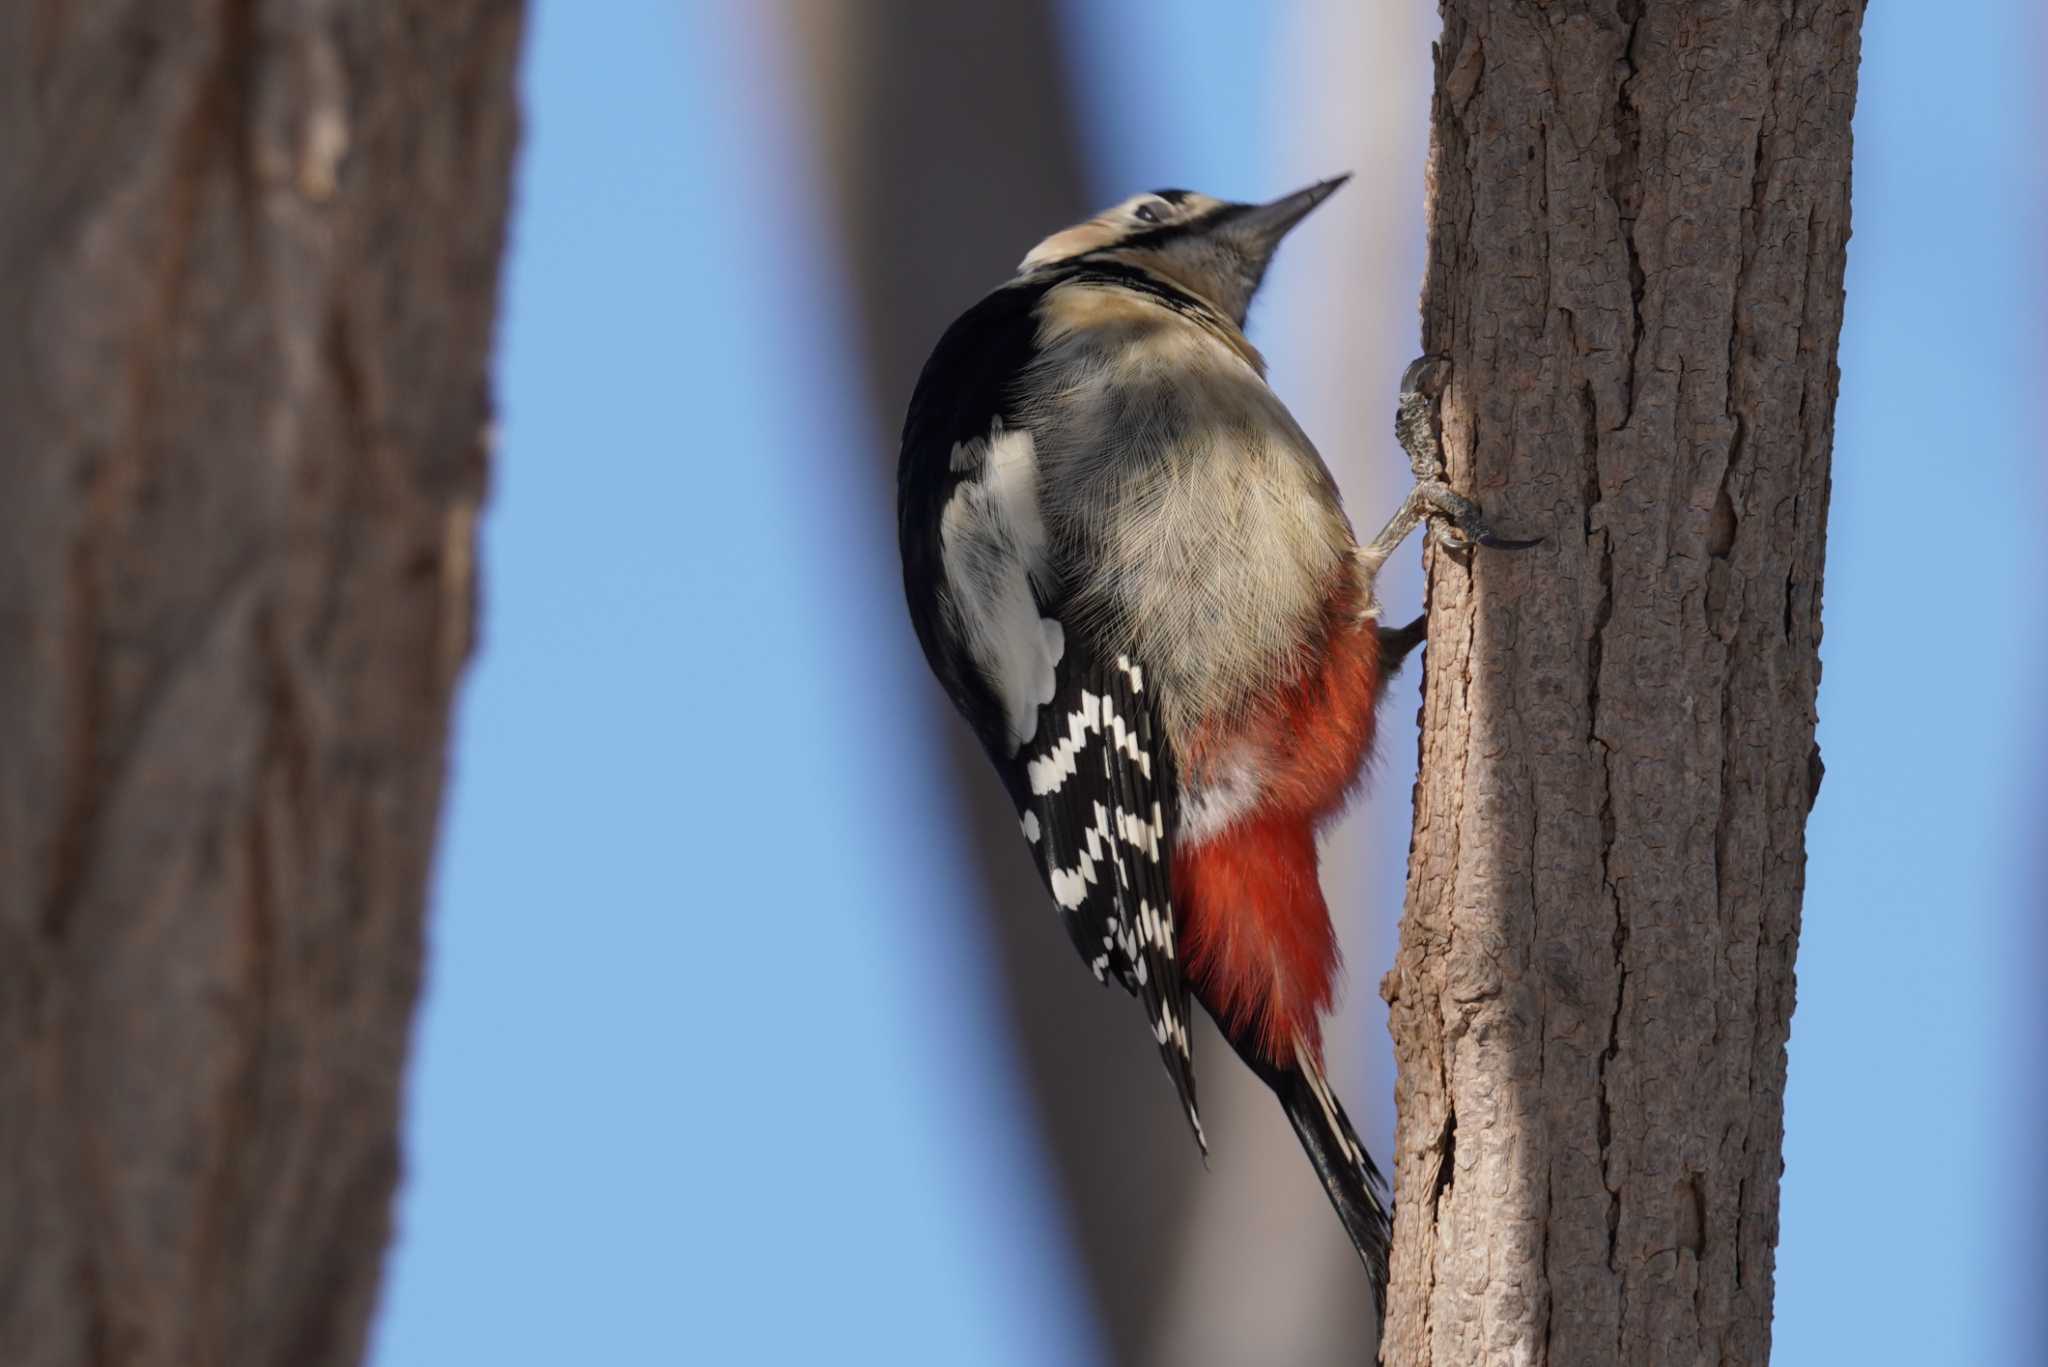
[
  {"x1": 1399, "y1": 352, "x2": 1452, "y2": 400},
  {"x1": 1476, "y1": 531, "x2": 1543, "y2": 551},
  {"x1": 1431, "y1": 521, "x2": 1543, "y2": 554},
  {"x1": 1356, "y1": 357, "x2": 1539, "y2": 581},
  {"x1": 1399, "y1": 356, "x2": 1539, "y2": 553},
  {"x1": 1414, "y1": 479, "x2": 1538, "y2": 555}
]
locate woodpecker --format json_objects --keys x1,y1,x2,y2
[{"x1": 896, "y1": 179, "x2": 1526, "y2": 1318}]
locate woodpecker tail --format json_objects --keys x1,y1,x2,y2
[
  {"x1": 1279, "y1": 1050, "x2": 1393, "y2": 1320},
  {"x1": 1220, "y1": 1025, "x2": 1393, "y2": 1323}
]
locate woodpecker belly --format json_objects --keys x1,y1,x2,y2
[
  {"x1": 1022, "y1": 280, "x2": 1376, "y2": 1069},
  {"x1": 1175, "y1": 591, "x2": 1383, "y2": 1067}
]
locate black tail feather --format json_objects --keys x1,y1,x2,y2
[
  {"x1": 1272, "y1": 1058, "x2": 1393, "y2": 1323},
  {"x1": 1215, "y1": 1020, "x2": 1394, "y2": 1324}
]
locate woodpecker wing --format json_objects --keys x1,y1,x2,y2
[
  {"x1": 1014, "y1": 647, "x2": 1202, "y2": 1149},
  {"x1": 898, "y1": 276, "x2": 1202, "y2": 1148}
]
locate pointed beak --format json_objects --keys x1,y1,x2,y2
[{"x1": 1225, "y1": 174, "x2": 1351, "y2": 255}]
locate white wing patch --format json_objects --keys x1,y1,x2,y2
[{"x1": 939, "y1": 424, "x2": 1064, "y2": 752}]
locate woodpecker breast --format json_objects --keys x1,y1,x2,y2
[{"x1": 1015, "y1": 271, "x2": 1356, "y2": 748}]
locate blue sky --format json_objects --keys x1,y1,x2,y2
[
  {"x1": 371, "y1": 3, "x2": 2043, "y2": 1362},
  {"x1": 1776, "y1": 4, "x2": 2045, "y2": 1359}
]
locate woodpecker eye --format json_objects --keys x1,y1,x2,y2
[{"x1": 1133, "y1": 200, "x2": 1168, "y2": 225}]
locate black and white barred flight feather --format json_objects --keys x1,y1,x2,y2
[
  {"x1": 1020, "y1": 648, "x2": 1200, "y2": 1146},
  {"x1": 899, "y1": 276, "x2": 1204, "y2": 1147}
]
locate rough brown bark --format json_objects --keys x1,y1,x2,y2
[
  {"x1": 1382, "y1": 3, "x2": 1860, "y2": 1363},
  {"x1": 0, "y1": 5, "x2": 522, "y2": 1363}
]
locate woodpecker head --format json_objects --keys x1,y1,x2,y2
[{"x1": 1018, "y1": 176, "x2": 1349, "y2": 327}]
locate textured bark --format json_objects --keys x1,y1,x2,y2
[
  {"x1": 1382, "y1": 3, "x2": 1860, "y2": 1364},
  {"x1": 0, "y1": 5, "x2": 522, "y2": 1364}
]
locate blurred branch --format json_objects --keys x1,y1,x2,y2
[
  {"x1": 776, "y1": 3, "x2": 1206, "y2": 1361},
  {"x1": 1383, "y1": 3, "x2": 1863, "y2": 1362},
  {"x1": 0, "y1": 5, "x2": 522, "y2": 1362}
]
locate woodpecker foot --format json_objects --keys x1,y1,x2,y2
[
  {"x1": 1375, "y1": 354, "x2": 1540, "y2": 560},
  {"x1": 1377, "y1": 612, "x2": 1429, "y2": 675},
  {"x1": 1417, "y1": 480, "x2": 1541, "y2": 553}
]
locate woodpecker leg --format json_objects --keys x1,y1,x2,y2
[
  {"x1": 1376, "y1": 613, "x2": 1428, "y2": 676},
  {"x1": 1358, "y1": 355, "x2": 1540, "y2": 583}
]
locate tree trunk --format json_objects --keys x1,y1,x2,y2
[
  {"x1": 1382, "y1": 3, "x2": 1861, "y2": 1363},
  {"x1": 0, "y1": 5, "x2": 522, "y2": 1363}
]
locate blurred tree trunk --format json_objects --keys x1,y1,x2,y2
[
  {"x1": 0, "y1": 5, "x2": 522, "y2": 1364},
  {"x1": 786, "y1": 0, "x2": 1201, "y2": 1351},
  {"x1": 780, "y1": 5, "x2": 1205, "y2": 1361},
  {"x1": 1383, "y1": 2, "x2": 1861, "y2": 1363}
]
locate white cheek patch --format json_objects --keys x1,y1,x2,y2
[{"x1": 940, "y1": 425, "x2": 1065, "y2": 751}]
